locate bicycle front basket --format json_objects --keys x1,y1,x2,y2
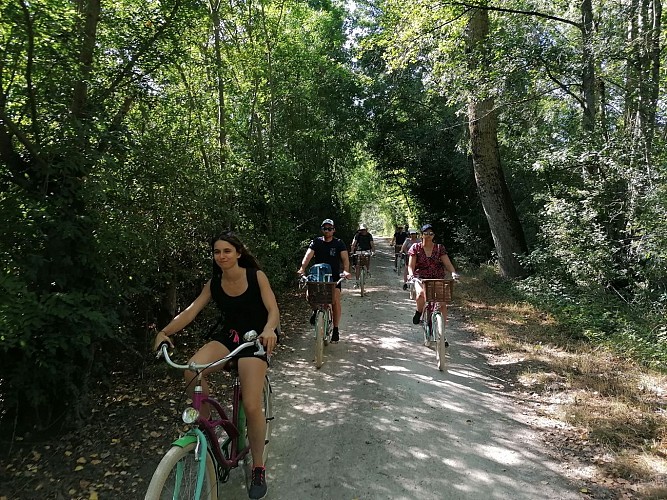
[
  {"x1": 307, "y1": 281, "x2": 335, "y2": 305},
  {"x1": 423, "y1": 279, "x2": 453, "y2": 303}
]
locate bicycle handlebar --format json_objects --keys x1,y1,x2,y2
[
  {"x1": 157, "y1": 330, "x2": 265, "y2": 371},
  {"x1": 408, "y1": 275, "x2": 459, "y2": 284},
  {"x1": 298, "y1": 274, "x2": 348, "y2": 286}
]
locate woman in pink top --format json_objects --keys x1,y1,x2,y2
[{"x1": 407, "y1": 224, "x2": 458, "y2": 325}]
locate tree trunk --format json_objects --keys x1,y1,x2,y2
[
  {"x1": 580, "y1": 0, "x2": 596, "y2": 134},
  {"x1": 466, "y1": 7, "x2": 527, "y2": 278}
]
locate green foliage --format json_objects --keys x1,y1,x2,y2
[
  {"x1": 512, "y1": 274, "x2": 667, "y2": 370},
  {"x1": 0, "y1": 272, "x2": 118, "y2": 426},
  {"x1": 0, "y1": 0, "x2": 365, "y2": 430}
]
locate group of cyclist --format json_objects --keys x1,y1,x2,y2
[{"x1": 151, "y1": 219, "x2": 457, "y2": 499}]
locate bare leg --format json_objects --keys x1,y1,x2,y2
[
  {"x1": 332, "y1": 287, "x2": 342, "y2": 327},
  {"x1": 238, "y1": 357, "x2": 269, "y2": 468},
  {"x1": 185, "y1": 341, "x2": 230, "y2": 420},
  {"x1": 415, "y1": 282, "x2": 426, "y2": 313}
]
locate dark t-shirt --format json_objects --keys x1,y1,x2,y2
[
  {"x1": 353, "y1": 232, "x2": 373, "y2": 251},
  {"x1": 394, "y1": 231, "x2": 408, "y2": 246},
  {"x1": 309, "y1": 237, "x2": 347, "y2": 279}
]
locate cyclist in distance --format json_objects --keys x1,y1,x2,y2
[
  {"x1": 153, "y1": 231, "x2": 279, "y2": 499},
  {"x1": 407, "y1": 224, "x2": 458, "y2": 325},
  {"x1": 390, "y1": 225, "x2": 409, "y2": 271},
  {"x1": 350, "y1": 223, "x2": 375, "y2": 287},
  {"x1": 297, "y1": 219, "x2": 351, "y2": 343},
  {"x1": 400, "y1": 229, "x2": 420, "y2": 290}
]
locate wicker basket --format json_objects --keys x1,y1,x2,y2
[
  {"x1": 422, "y1": 279, "x2": 453, "y2": 303},
  {"x1": 356, "y1": 252, "x2": 370, "y2": 267},
  {"x1": 307, "y1": 281, "x2": 336, "y2": 305}
]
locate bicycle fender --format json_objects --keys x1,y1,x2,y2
[
  {"x1": 171, "y1": 429, "x2": 208, "y2": 499},
  {"x1": 171, "y1": 434, "x2": 198, "y2": 448}
]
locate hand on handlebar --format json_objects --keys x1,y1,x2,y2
[
  {"x1": 259, "y1": 328, "x2": 278, "y2": 355},
  {"x1": 452, "y1": 272, "x2": 460, "y2": 281},
  {"x1": 153, "y1": 330, "x2": 174, "y2": 352}
]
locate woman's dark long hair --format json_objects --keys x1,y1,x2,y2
[{"x1": 211, "y1": 231, "x2": 262, "y2": 280}]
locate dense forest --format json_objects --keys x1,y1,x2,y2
[{"x1": 1, "y1": 0, "x2": 665, "y2": 429}]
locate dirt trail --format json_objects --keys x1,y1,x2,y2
[{"x1": 222, "y1": 237, "x2": 584, "y2": 499}]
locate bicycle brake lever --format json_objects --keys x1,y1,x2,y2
[{"x1": 254, "y1": 341, "x2": 266, "y2": 357}]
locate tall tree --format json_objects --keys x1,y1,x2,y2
[{"x1": 465, "y1": 6, "x2": 528, "y2": 277}]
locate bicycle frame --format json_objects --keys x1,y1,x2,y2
[
  {"x1": 421, "y1": 300, "x2": 440, "y2": 344},
  {"x1": 393, "y1": 245, "x2": 403, "y2": 271},
  {"x1": 300, "y1": 275, "x2": 345, "y2": 368},
  {"x1": 409, "y1": 277, "x2": 452, "y2": 371},
  {"x1": 353, "y1": 251, "x2": 371, "y2": 296},
  {"x1": 159, "y1": 339, "x2": 263, "y2": 473}
]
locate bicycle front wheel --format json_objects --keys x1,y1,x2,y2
[
  {"x1": 359, "y1": 268, "x2": 366, "y2": 296},
  {"x1": 145, "y1": 442, "x2": 218, "y2": 500},
  {"x1": 314, "y1": 310, "x2": 325, "y2": 368},
  {"x1": 433, "y1": 312, "x2": 447, "y2": 371}
]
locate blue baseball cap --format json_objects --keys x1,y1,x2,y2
[{"x1": 421, "y1": 224, "x2": 433, "y2": 232}]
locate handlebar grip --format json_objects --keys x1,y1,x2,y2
[{"x1": 155, "y1": 342, "x2": 171, "y2": 359}]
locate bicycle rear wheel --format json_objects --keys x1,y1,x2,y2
[
  {"x1": 314, "y1": 310, "x2": 325, "y2": 368},
  {"x1": 433, "y1": 311, "x2": 447, "y2": 371},
  {"x1": 145, "y1": 442, "x2": 218, "y2": 500}
]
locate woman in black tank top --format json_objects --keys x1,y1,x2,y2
[{"x1": 152, "y1": 232, "x2": 279, "y2": 498}]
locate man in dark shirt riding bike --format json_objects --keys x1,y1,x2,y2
[{"x1": 297, "y1": 219, "x2": 351, "y2": 342}]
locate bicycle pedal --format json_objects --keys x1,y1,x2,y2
[{"x1": 219, "y1": 467, "x2": 231, "y2": 483}]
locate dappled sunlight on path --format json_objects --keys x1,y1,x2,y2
[{"x1": 227, "y1": 237, "x2": 583, "y2": 499}]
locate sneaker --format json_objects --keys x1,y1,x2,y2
[
  {"x1": 402, "y1": 283, "x2": 408, "y2": 291},
  {"x1": 331, "y1": 327, "x2": 339, "y2": 343},
  {"x1": 248, "y1": 466, "x2": 267, "y2": 499},
  {"x1": 353, "y1": 282, "x2": 359, "y2": 289},
  {"x1": 309, "y1": 310, "x2": 316, "y2": 326},
  {"x1": 412, "y1": 311, "x2": 422, "y2": 325}
]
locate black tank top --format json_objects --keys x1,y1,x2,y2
[{"x1": 210, "y1": 267, "x2": 268, "y2": 341}]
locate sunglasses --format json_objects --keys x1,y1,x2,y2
[
  {"x1": 321, "y1": 227, "x2": 334, "y2": 231},
  {"x1": 422, "y1": 231, "x2": 434, "y2": 236}
]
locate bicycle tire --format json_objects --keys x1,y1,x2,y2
[
  {"x1": 314, "y1": 310, "x2": 325, "y2": 368},
  {"x1": 359, "y1": 268, "x2": 366, "y2": 297},
  {"x1": 433, "y1": 312, "x2": 447, "y2": 371},
  {"x1": 324, "y1": 308, "x2": 332, "y2": 345},
  {"x1": 145, "y1": 442, "x2": 218, "y2": 500}
]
